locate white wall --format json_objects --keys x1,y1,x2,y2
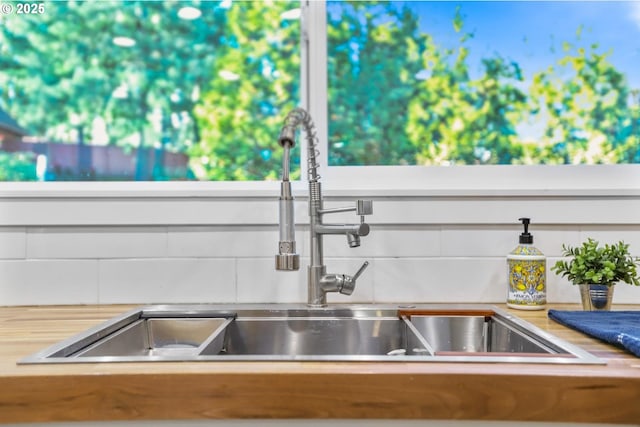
[{"x1": 1, "y1": 190, "x2": 639, "y2": 306}]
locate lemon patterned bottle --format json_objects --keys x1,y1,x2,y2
[{"x1": 507, "y1": 218, "x2": 546, "y2": 310}]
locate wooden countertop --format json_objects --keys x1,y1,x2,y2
[{"x1": 1, "y1": 304, "x2": 639, "y2": 424}]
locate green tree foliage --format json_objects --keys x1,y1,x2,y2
[
  {"x1": 191, "y1": 0, "x2": 300, "y2": 180},
  {"x1": 328, "y1": 2, "x2": 639, "y2": 167},
  {"x1": 0, "y1": 0, "x2": 300, "y2": 181},
  {"x1": 327, "y1": 1, "x2": 422, "y2": 165},
  {"x1": 0, "y1": 152, "x2": 37, "y2": 180},
  {"x1": 0, "y1": 0, "x2": 230, "y2": 179},
  {"x1": 406, "y1": 7, "x2": 528, "y2": 165},
  {"x1": 0, "y1": 1, "x2": 637, "y2": 182},
  {"x1": 529, "y1": 37, "x2": 640, "y2": 164}
]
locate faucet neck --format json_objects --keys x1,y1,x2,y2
[{"x1": 308, "y1": 181, "x2": 325, "y2": 306}]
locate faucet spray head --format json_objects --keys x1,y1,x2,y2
[
  {"x1": 276, "y1": 242, "x2": 300, "y2": 271},
  {"x1": 276, "y1": 181, "x2": 299, "y2": 271},
  {"x1": 276, "y1": 139, "x2": 299, "y2": 271}
]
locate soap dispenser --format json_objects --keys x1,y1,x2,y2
[{"x1": 507, "y1": 218, "x2": 546, "y2": 310}]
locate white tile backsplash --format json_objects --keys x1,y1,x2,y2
[
  {"x1": 168, "y1": 226, "x2": 286, "y2": 257},
  {"x1": 27, "y1": 227, "x2": 168, "y2": 259},
  {"x1": 323, "y1": 227, "x2": 440, "y2": 258},
  {"x1": 612, "y1": 282, "x2": 640, "y2": 302},
  {"x1": 374, "y1": 258, "x2": 505, "y2": 303},
  {"x1": 531, "y1": 228, "x2": 583, "y2": 257},
  {"x1": 442, "y1": 227, "x2": 514, "y2": 257},
  {"x1": 442, "y1": 226, "x2": 582, "y2": 257},
  {"x1": 546, "y1": 259, "x2": 582, "y2": 304},
  {"x1": 2, "y1": 218, "x2": 640, "y2": 306},
  {"x1": 0, "y1": 227, "x2": 26, "y2": 259},
  {"x1": 98, "y1": 258, "x2": 236, "y2": 304},
  {"x1": 0, "y1": 259, "x2": 98, "y2": 305},
  {"x1": 237, "y1": 258, "x2": 307, "y2": 303}
]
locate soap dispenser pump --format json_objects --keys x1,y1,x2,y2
[{"x1": 507, "y1": 218, "x2": 546, "y2": 310}]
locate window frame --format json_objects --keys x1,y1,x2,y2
[{"x1": 0, "y1": 0, "x2": 639, "y2": 228}]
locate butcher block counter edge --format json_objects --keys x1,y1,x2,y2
[{"x1": 1, "y1": 304, "x2": 639, "y2": 424}]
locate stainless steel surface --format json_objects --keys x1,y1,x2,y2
[
  {"x1": 579, "y1": 283, "x2": 615, "y2": 311},
  {"x1": 275, "y1": 251, "x2": 300, "y2": 271},
  {"x1": 19, "y1": 304, "x2": 603, "y2": 365},
  {"x1": 410, "y1": 315, "x2": 560, "y2": 354},
  {"x1": 276, "y1": 108, "x2": 373, "y2": 306},
  {"x1": 210, "y1": 316, "x2": 407, "y2": 356},
  {"x1": 276, "y1": 180, "x2": 299, "y2": 271},
  {"x1": 410, "y1": 316, "x2": 487, "y2": 353},
  {"x1": 74, "y1": 318, "x2": 230, "y2": 358},
  {"x1": 356, "y1": 200, "x2": 374, "y2": 216}
]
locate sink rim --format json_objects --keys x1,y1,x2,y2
[{"x1": 18, "y1": 303, "x2": 605, "y2": 365}]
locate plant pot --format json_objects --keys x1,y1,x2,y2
[{"x1": 578, "y1": 283, "x2": 615, "y2": 311}]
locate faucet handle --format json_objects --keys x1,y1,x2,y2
[
  {"x1": 352, "y1": 261, "x2": 369, "y2": 281},
  {"x1": 356, "y1": 200, "x2": 373, "y2": 228},
  {"x1": 340, "y1": 261, "x2": 370, "y2": 296},
  {"x1": 356, "y1": 200, "x2": 373, "y2": 216},
  {"x1": 356, "y1": 199, "x2": 373, "y2": 216}
]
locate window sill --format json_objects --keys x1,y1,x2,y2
[
  {"x1": 1, "y1": 164, "x2": 639, "y2": 199},
  {"x1": 321, "y1": 164, "x2": 640, "y2": 197},
  {"x1": 1, "y1": 164, "x2": 638, "y2": 226}
]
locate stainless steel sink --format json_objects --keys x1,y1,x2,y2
[
  {"x1": 208, "y1": 315, "x2": 408, "y2": 356},
  {"x1": 409, "y1": 315, "x2": 559, "y2": 355},
  {"x1": 75, "y1": 317, "x2": 231, "y2": 358},
  {"x1": 19, "y1": 304, "x2": 603, "y2": 364}
]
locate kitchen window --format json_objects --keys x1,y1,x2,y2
[
  {"x1": 316, "y1": 0, "x2": 640, "y2": 194},
  {"x1": 0, "y1": 0, "x2": 301, "y2": 182},
  {"x1": 326, "y1": 1, "x2": 640, "y2": 168},
  {"x1": 0, "y1": 0, "x2": 639, "y2": 199}
]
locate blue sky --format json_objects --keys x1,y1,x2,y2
[{"x1": 404, "y1": 1, "x2": 640, "y2": 88}]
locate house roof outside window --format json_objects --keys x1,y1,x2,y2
[{"x1": 0, "y1": 107, "x2": 27, "y2": 137}]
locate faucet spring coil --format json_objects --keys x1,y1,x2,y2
[
  {"x1": 300, "y1": 110, "x2": 321, "y2": 183},
  {"x1": 309, "y1": 181, "x2": 321, "y2": 204},
  {"x1": 278, "y1": 108, "x2": 321, "y2": 183}
]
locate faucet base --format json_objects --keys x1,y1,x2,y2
[{"x1": 308, "y1": 265, "x2": 327, "y2": 307}]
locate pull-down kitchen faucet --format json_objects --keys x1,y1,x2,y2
[{"x1": 275, "y1": 108, "x2": 372, "y2": 307}]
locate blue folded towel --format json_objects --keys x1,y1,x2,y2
[{"x1": 548, "y1": 309, "x2": 640, "y2": 357}]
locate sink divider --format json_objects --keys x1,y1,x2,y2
[
  {"x1": 197, "y1": 317, "x2": 235, "y2": 356},
  {"x1": 400, "y1": 315, "x2": 435, "y2": 356},
  {"x1": 398, "y1": 308, "x2": 495, "y2": 319}
]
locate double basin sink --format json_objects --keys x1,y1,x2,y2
[{"x1": 20, "y1": 304, "x2": 602, "y2": 364}]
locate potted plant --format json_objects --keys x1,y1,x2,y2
[{"x1": 551, "y1": 238, "x2": 640, "y2": 310}]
